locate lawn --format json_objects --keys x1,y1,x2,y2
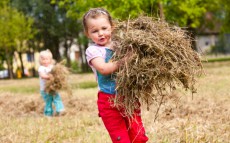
[{"x1": 0, "y1": 62, "x2": 229, "y2": 143}]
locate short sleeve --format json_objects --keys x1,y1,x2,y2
[
  {"x1": 86, "y1": 46, "x2": 103, "y2": 66},
  {"x1": 38, "y1": 66, "x2": 45, "y2": 73},
  {"x1": 38, "y1": 66, "x2": 52, "y2": 74}
]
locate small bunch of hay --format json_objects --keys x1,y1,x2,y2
[
  {"x1": 112, "y1": 16, "x2": 203, "y2": 117},
  {"x1": 45, "y1": 61, "x2": 72, "y2": 96}
]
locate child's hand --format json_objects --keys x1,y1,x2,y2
[{"x1": 48, "y1": 73, "x2": 54, "y2": 80}]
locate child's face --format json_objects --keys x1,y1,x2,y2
[
  {"x1": 86, "y1": 15, "x2": 112, "y2": 47},
  {"x1": 40, "y1": 55, "x2": 51, "y2": 67}
]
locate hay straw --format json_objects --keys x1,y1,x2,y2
[
  {"x1": 112, "y1": 16, "x2": 203, "y2": 117},
  {"x1": 45, "y1": 61, "x2": 72, "y2": 96}
]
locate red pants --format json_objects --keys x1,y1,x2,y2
[{"x1": 97, "y1": 91, "x2": 148, "y2": 143}]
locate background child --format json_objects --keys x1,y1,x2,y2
[
  {"x1": 38, "y1": 49, "x2": 65, "y2": 116},
  {"x1": 83, "y1": 8, "x2": 148, "y2": 143}
]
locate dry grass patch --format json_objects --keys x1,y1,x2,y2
[{"x1": 0, "y1": 63, "x2": 229, "y2": 142}]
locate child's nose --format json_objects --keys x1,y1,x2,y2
[{"x1": 98, "y1": 30, "x2": 103, "y2": 36}]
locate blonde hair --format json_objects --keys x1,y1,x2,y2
[
  {"x1": 82, "y1": 8, "x2": 114, "y2": 35},
  {"x1": 39, "y1": 49, "x2": 53, "y2": 64}
]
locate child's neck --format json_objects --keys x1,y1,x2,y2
[
  {"x1": 96, "y1": 41, "x2": 113, "y2": 49},
  {"x1": 43, "y1": 64, "x2": 51, "y2": 67}
]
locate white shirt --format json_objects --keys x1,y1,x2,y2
[{"x1": 38, "y1": 65, "x2": 53, "y2": 90}]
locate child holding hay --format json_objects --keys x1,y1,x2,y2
[
  {"x1": 38, "y1": 49, "x2": 65, "y2": 117},
  {"x1": 83, "y1": 8, "x2": 148, "y2": 143}
]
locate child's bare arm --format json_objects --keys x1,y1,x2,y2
[
  {"x1": 91, "y1": 57, "x2": 119, "y2": 75},
  {"x1": 39, "y1": 72, "x2": 52, "y2": 80}
]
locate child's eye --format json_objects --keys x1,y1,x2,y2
[
  {"x1": 102, "y1": 27, "x2": 107, "y2": 30},
  {"x1": 91, "y1": 30, "x2": 97, "y2": 33}
]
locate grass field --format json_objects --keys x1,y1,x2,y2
[{"x1": 0, "y1": 62, "x2": 229, "y2": 143}]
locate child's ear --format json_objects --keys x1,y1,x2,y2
[
  {"x1": 86, "y1": 34, "x2": 90, "y2": 38},
  {"x1": 84, "y1": 30, "x2": 90, "y2": 38}
]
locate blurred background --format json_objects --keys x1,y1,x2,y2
[{"x1": 0, "y1": 0, "x2": 230, "y2": 79}]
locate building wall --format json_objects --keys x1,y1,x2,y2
[
  {"x1": 195, "y1": 35, "x2": 219, "y2": 53},
  {"x1": 224, "y1": 34, "x2": 230, "y2": 53}
]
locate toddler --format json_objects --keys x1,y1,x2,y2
[
  {"x1": 83, "y1": 8, "x2": 148, "y2": 143},
  {"x1": 38, "y1": 49, "x2": 65, "y2": 116}
]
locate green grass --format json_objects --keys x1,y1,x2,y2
[
  {"x1": 0, "y1": 80, "x2": 97, "y2": 94},
  {"x1": 203, "y1": 55, "x2": 230, "y2": 62},
  {"x1": 72, "y1": 81, "x2": 97, "y2": 89},
  {"x1": 0, "y1": 86, "x2": 38, "y2": 94}
]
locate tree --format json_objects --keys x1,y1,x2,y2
[
  {"x1": 52, "y1": 0, "x2": 97, "y2": 71},
  {"x1": 219, "y1": 0, "x2": 230, "y2": 33},
  {"x1": 0, "y1": 1, "x2": 33, "y2": 78},
  {"x1": 15, "y1": 13, "x2": 35, "y2": 77},
  {"x1": 12, "y1": 0, "x2": 84, "y2": 69},
  {"x1": 12, "y1": 0, "x2": 61, "y2": 61},
  {"x1": 53, "y1": 0, "x2": 230, "y2": 62},
  {"x1": 55, "y1": 0, "x2": 203, "y2": 51}
]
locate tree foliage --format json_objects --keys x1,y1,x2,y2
[
  {"x1": 0, "y1": 0, "x2": 34, "y2": 78},
  {"x1": 219, "y1": 0, "x2": 230, "y2": 32},
  {"x1": 12, "y1": 0, "x2": 83, "y2": 65},
  {"x1": 55, "y1": 0, "x2": 230, "y2": 51},
  {"x1": 55, "y1": 0, "x2": 230, "y2": 32},
  {"x1": 1, "y1": 0, "x2": 230, "y2": 75}
]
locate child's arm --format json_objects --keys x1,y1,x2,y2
[
  {"x1": 39, "y1": 72, "x2": 52, "y2": 80},
  {"x1": 91, "y1": 57, "x2": 119, "y2": 75}
]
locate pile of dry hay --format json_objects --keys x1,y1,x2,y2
[
  {"x1": 112, "y1": 16, "x2": 203, "y2": 117},
  {"x1": 45, "y1": 61, "x2": 72, "y2": 96}
]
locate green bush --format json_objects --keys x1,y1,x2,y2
[{"x1": 70, "y1": 61, "x2": 80, "y2": 73}]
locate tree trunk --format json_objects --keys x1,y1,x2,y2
[
  {"x1": 187, "y1": 19, "x2": 198, "y2": 51},
  {"x1": 63, "y1": 39, "x2": 72, "y2": 68},
  {"x1": 52, "y1": 37, "x2": 61, "y2": 61},
  {"x1": 18, "y1": 52, "x2": 25, "y2": 77},
  {"x1": 5, "y1": 48, "x2": 14, "y2": 79},
  {"x1": 43, "y1": 32, "x2": 61, "y2": 62},
  {"x1": 30, "y1": 51, "x2": 36, "y2": 77},
  {"x1": 190, "y1": 29, "x2": 197, "y2": 51},
  {"x1": 6, "y1": 55, "x2": 14, "y2": 79},
  {"x1": 80, "y1": 41, "x2": 91, "y2": 72},
  {"x1": 158, "y1": 2, "x2": 165, "y2": 21}
]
